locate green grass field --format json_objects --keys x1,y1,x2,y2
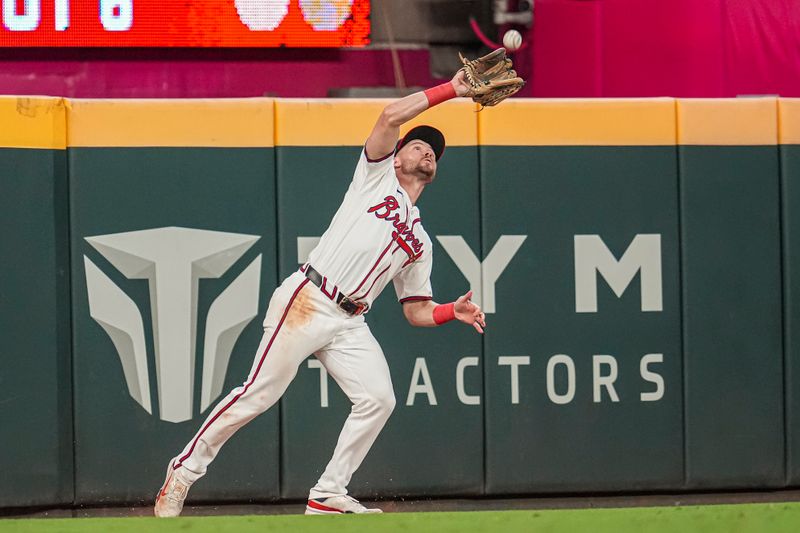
[{"x1": 2, "y1": 503, "x2": 800, "y2": 533}]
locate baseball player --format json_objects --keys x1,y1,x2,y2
[{"x1": 155, "y1": 69, "x2": 486, "y2": 517}]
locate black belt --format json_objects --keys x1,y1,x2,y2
[{"x1": 303, "y1": 265, "x2": 369, "y2": 316}]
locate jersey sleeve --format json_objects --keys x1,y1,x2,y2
[
  {"x1": 394, "y1": 247, "x2": 434, "y2": 304},
  {"x1": 352, "y1": 145, "x2": 395, "y2": 192}
]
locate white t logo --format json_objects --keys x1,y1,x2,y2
[{"x1": 84, "y1": 227, "x2": 262, "y2": 423}]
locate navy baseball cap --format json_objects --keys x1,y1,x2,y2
[{"x1": 395, "y1": 125, "x2": 446, "y2": 161}]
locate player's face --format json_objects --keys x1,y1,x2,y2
[{"x1": 398, "y1": 140, "x2": 437, "y2": 181}]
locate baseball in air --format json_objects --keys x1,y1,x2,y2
[{"x1": 503, "y1": 29, "x2": 523, "y2": 52}]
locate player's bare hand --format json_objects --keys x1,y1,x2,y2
[
  {"x1": 454, "y1": 290, "x2": 486, "y2": 334},
  {"x1": 450, "y1": 70, "x2": 471, "y2": 97}
]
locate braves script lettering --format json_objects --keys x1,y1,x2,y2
[{"x1": 368, "y1": 196, "x2": 424, "y2": 264}]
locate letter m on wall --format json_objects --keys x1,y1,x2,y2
[{"x1": 574, "y1": 234, "x2": 663, "y2": 313}]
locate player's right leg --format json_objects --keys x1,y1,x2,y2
[
  {"x1": 306, "y1": 321, "x2": 395, "y2": 514},
  {"x1": 155, "y1": 272, "x2": 335, "y2": 517}
]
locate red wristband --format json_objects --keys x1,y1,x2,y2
[
  {"x1": 424, "y1": 82, "x2": 457, "y2": 107},
  {"x1": 433, "y1": 302, "x2": 456, "y2": 325}
]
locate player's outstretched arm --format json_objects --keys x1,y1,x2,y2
[
  {"x1": 365, "y1": 71, "x2": 471, "y2": 160},
  {"x1": 402, "y1": 290, "x2": 486, "y2": 333}
]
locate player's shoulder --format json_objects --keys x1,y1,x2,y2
[
  {"x1": 353, "y1": 147, "x2": 395, "y2": 186},
  {"x1": 348, "y1": 165, "x2": 397, "y2": 206},
  {"x1": 362, "y1": 144, "x2": 395, "y2": 164},
  {"x1": 358, "y1": 146, "x2": 395, "y2": 176}
]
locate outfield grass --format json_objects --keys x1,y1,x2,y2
[{"x1": 2, "y1": 502, "x2": 800, "y2": 533}]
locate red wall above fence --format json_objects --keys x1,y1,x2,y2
[
  {"x1": 530, "y1": 0, "x2": 800, "y2": 97},
  {"x1": 0, "y1": 49, "x2": 442, "y2": 98}
]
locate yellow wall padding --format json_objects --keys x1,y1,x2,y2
[
  {"x1": 779, "y1": 98, "x2": 800, "y2": 145},
  {"x1": 67, "y1": 99, "x2": 274, "y2": 147},
  {"x1": 478, "y1": 98, "x2": 676, "y2": 146},
  {"x1": 274, "y1": 99, "x2": 478, "y2": 147},
  {"x1": 0, "y1": 97, "x2": 66, "y2": 149},
  {"x1": 2, "y1": 96, "x2": 792, "y2": 149},
  {"x1": 677, "y1": 98, "x2": 777, "y2": 146}
]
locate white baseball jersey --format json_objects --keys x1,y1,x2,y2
[{"x1": 307, "y1": 148, "x2": 434, "y2": 309}]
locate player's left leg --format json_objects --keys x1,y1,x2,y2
[
  {"x1": 155, "y1": 273, "x2": 338, "y2": 517},
  {"x1": 305, "y1": 319, "x2": 394, "y2": 514}
]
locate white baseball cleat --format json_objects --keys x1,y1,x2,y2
[
  {"x1": 305, "y1": 495, "x2": 383, "y2": 515},
  {"x1": 154, "y1": 463, "x2": 192, "y2": 517}
]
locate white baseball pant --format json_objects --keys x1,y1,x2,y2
[{"x1": 171, "y1": 270, "x2": 396, "y2": 499}]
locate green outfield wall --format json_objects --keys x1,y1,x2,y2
[
  {"x1": 781, "y1": 98, "x2": 800, "y2": 486},
  {"x1": 0, "y1": 96, "x2": 796, "y2": 508},
  {"x1": 66, "y1": 100, "x2": 280, "y2": 504},
  {"x1": 0, "y1": 97, "x2": 72, "y2": 507},
  {"x1": 678, "y1": 99, "x2": 784, "y2": 488},
  {"x1": 479, "y1": 100, "x2": 683, "y2": 493}
]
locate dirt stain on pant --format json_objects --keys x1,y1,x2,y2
[{"x1": 284, "y1": 286, "x2": 315, "y2": 330}]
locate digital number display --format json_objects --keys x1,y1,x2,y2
[{"x1": 0, "y1": 0, "x2": 370, "y2": 47}]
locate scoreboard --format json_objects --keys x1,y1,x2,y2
[{"x1": 0, "y1": 0, "x2": 370, "y2": 47}]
